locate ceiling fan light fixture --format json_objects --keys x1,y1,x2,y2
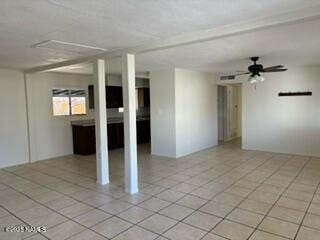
[
  {"x1": 248, "y1": 74, "x2": 264, "y2": 84},
  {"x1": 248, "y1": 74, "x2": 258, "y2": 83},
  {"x1": 248, "y1": 77, "x2": 256, "y2": 84}
]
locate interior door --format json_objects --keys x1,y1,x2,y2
[{"x1": 218, "y1": 86, "x2": 226, "y2": 141}]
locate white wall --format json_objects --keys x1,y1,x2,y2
[
  {"x1": 175, "y1": 69, "x2": 218, "y2": 157},
  {"x1": 150, "y1": 68, "x2": 218, "y2": 158},
  {"x1": 27, "y1": 72, "x2": 94, "y2": 161},
  {"x1": 242, "y1": 65, "x2": 320, "y2": 157},
  {"x1": 150, "y1": 69, "x2": 176, "y2": 157},
  {"x1": 0, "y1": 69, "x2": 29, "y2": 168}
]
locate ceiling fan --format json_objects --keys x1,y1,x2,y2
[{"x1": 233, "y1": 57, "x2": 287, "y2": 83}]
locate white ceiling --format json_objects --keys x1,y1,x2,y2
[
  {"x1": 1, "y1": 0, "x2": 320, "y2": 73},
  {"x1": 54, "y1": 18, "x2": 320, "y2": 75},
  {"x1": 136, "y1": 18, "x2": 320, "y2": 74}
]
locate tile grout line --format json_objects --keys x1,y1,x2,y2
[
  {"x1": 1, "y1": 150, "x2": 288, "y2": 240},
  {"x1": 1, "y1": 171, "x2": 142, "y2": 239},
  {"x1": 246, "y1": 157, "x2": 312, "y2": 240},
  {"x1": 0, "y1": 184, "x2": 111, "y2": 240},
  {"x1": 293, "y1": 177, "x2": 320, "y2": 239},
  {"x1": 2, "y1": 147, "x2": 319, "y2": 240},
  {"x1": 199, "y1": 155, "x2": 295, "y2": 240},
  {"x1": 104, "y1": 163, "x2": 251, "y2": 238},
  {"x1": 97, "y1": 150, "x2": 270, "y2": 239},
  {"x1": 0, "y1": 203, "x2": 50, "y2": 239},
  {"x1": 152, "y1": 154, "x2": 281, "y2": 240}
]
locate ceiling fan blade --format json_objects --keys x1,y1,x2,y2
[
  {"x1": 262, "y1": 65, "x2": 284, "y2": 71},
  {"x1": 233, "y1": 72, "x2": 250, "y2": 76},
  {"x1": 262, "y1": 68, "x2": 287, "y2": 72}
]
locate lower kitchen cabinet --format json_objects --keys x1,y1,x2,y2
[
  {"x1": 137, "y1": 120, "x2": 151, "y2": 144},
  {"x1": 107, "y1": 123, "x2": 124, "y2": 149},
  {"x1": 72, "y1": 125, "x2": 96, "y2": 155},
  {"x1": 72, "y1": 120, "x2": 150, "y2": 155}
]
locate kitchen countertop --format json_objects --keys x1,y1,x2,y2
[{"x1": 71, "y1": 116, "x2": 150, "y2": 126}]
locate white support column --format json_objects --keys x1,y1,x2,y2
[
  {"x1": 94, "y1": 59, "x2": 109, "y2": 185},
  {"x1": 122, "y1": 53, "x2": 139, "y2": 194},
  {"x1": 24, "y1": 73, "x2": 33, "y2": 163}
]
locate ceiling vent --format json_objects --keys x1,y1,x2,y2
[
  {"x1": 220, "y1": 75, "x2": 235, "y2": 81},
  {"x1": 31, "y1": 40, "x2": 106, "y2": 55}
]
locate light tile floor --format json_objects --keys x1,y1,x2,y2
[{"x1": 1, "y1": 140, "x2": 320, "y2": 239}]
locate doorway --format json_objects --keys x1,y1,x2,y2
[{"x1": 217, "y1": 83, "x2": 242, "y2": 143}]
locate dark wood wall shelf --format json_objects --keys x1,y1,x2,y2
[{"x1": 278, "y1": 91, "x2": 312, "y2": 97}]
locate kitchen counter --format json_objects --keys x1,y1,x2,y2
[
  {"x1": 71, "y1": 116, "x2": 150, "y2": 126},
  {"x1": 72, "y1": 116, "x2": 150, "y2": 154}
]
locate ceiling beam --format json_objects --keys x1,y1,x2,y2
[{"x1": 25, "y1": 5, "x2": 320, "y2": 74}]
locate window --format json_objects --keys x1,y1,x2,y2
[
  {"x1": 52, "y1": 88, "x2": 86, "y2": 116},
  {"x1": 70, "y1": 90, "x2": 86, "y2": 115},
  {"x1": 52, "y1": 89, "x2": 70, "y2": 116}
]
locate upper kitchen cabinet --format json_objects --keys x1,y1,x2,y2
[
  {"x1": 88, "y1": 85, "x2": 123, "y2": 109},
  {"x1": 106, "y1": 86, "x2": 123, "y2": 108},
  {"x1": 137, "y1": 88, "x2": 150, "y2": 107},
  {"x1": 88, "y1": 85, "x2": 94, "y2": 109},
  {"x1": 144, "y1": 87, "x2": 150, "y2": 107}
]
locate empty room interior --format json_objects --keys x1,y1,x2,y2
[{"x1": 1, "y1": 1, "x2": 320, "y2": 240}]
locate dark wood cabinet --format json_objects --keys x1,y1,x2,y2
[
  {"x1": 137, "y1": 88, "x2": 150, "y2": 108},
  {"x1": 72, "y1": 125, "x2": 96, "y2": 155},
  {"x1": 72, "y1": 120, "x2": 150, "y2": 155},
  {"x1": 107, "y1": 123, "x2": 124, "y2": 149},
  {"x1": 88, "y1": 85, "x2": 94, "y2": 109},
  {"x1": 137, "y1": 120, "x2": 150, "y2": 144},
  {"x1": 143, "y1": 88, "x2": 150, "y2": 107},
  {"x1": 88, "y1": 85, "x2": 123, "y2": 109},
  {"x1": 106, "y1": 86, "x2": 123, "y2": 109}
]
